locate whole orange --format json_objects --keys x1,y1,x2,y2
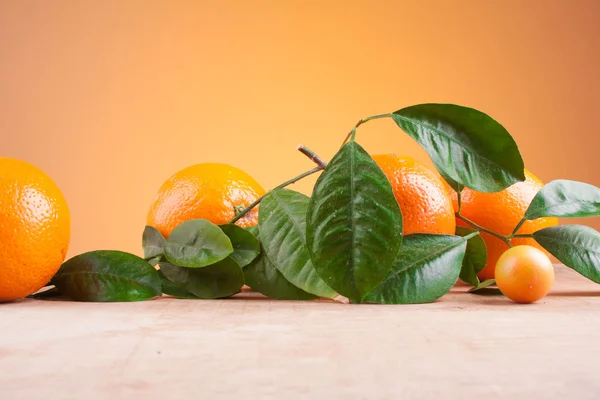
[
  {"x1": 147, "y1": 163, "x2": 265, "y2": 238},
  {"x1": 0, "y1": 158, "x2": 71, "y2": 302},
  {"x1": 372, "y1": 154, "x2": 456, "y2": 235},
  {"x1": 449, "y1": 170, "x2": 558, "y2": 280},
  {"x1": 495, "y1": 245, "x2": 555, "y2": 303}
]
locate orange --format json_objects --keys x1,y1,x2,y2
[
  {"x1": 448, "y1": 170, "x2": 558, "y2": 280},
  {"x1": 495, "y1": 245, "x2": 554, "y2": 303},
  {"x1": 373, "y1": 154, "x2": 456, "y2": 235},
  {"x1": 0, "y1": 158, "x2": 71, "y2": 302},
  {"x1": 147, "y1": 163, "x2": 265, "y2": 238}
]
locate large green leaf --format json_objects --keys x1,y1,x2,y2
[
  {"x1": 258, "y1": 189, "x2": 335, "y2": 298},
  {"x1": 524, "y1": 180, "x2": 600, "y2": 220},
  {"x1": 243, "y1": 226, "x2": 316, "y2": 300},
  {"x1": 365, "y1": 233, "x2": 472, "y2": 304},
  {"x1": 142, "y1": 226, "x2": 166, "y2": 266},
  {"x1": 164, "y1": 219, "x2": 233, "y2": 267},
  {"x1": 391, "y1": 104, "x2": 525, "y2": 192},
  {"x1": 159, "y1": 258, "x2": 244, "y2": 299},
  {"x1": 306, "y1": 141, "x2": 403, "y2": 303},
  {"x1": 533, "y1": 225, "x2": 600, "y2": 283},
  {"x1": 219, "y1": 224, "x2": 261, "y2": 267},
  {"x1": 53, "y1": 250, "x2": 162, "y2": 302},
  {"x1": 456, "y1": 227, "x2": 487, "y2": 286}
]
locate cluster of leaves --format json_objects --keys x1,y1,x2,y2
[
  {"x1": 455, "y1": 179, "x2": 600, "y2": 290},
  {"x1": 37, "y1": 104, "x2": 600, "y2": 303},
  {"x1": 40, "y1": 221, "x2": 261, "y2": 301},
  {"x1": 517, "y1": 180, "x2": 600, "y2": 283}
]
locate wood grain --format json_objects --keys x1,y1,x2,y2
[{"x1": 1, "y1": 266, "x2": 599, "y2": 399}]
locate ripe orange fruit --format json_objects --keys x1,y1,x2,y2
[
  {"x1": 373, "y1": 154, "x2": 456, "y2": 235},
  {"x1": 448, "y1": 170, "x2": 558, "y2": 280},
  {"x1": 495, "y1": 245, "x2": 554, "y2": 303},
  {"x1": 0, "y1": 158, "x2": 71, "y2": 302},
  {"x1": 147, "y1": 163, "x2": 265, "y2": 238}
]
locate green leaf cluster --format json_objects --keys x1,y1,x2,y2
[
  {"x1": 38, "y1": 103, "x2": 600, "y2": 303},
  {"x1": 48, "y1": 220, "x2": 260, "y2": 302},
  {"x1": 391, "y1": 105, "x2": 600, "y2": 292},
  {"x1": 521, "y1": 180, "x2": 600, "y2": 283}
]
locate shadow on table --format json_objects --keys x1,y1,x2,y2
[{"x1": 547, "y1": 290, "x2": 600, "y2": 297}]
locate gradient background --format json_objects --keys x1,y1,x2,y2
[{"x1": 1, "y1": 0, "x2": 599, "y2": 258}]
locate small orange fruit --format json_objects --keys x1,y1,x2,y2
[
  {"x1": 448, "y1": 170, "x2": 558, "y2": 280},
  {"x1": 147, "y1": 163, "x2": 265, "y2": 238},
  {"x1": 0, "y1": 158, "x2": 71, "y2": 302},
  {"x1": 373, "y1": 154, "x2": 456, "y2": 235},
  {"x1": 495, "y1": 245, "x2": 554, "y2": 303}
]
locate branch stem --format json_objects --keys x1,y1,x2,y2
[
  {"x1": 297, "y1": 144, "x2": 327, "y2": 169},
  {"x1": 350, "y1": 127, "x2": 357, "y2": 142},
  {"x1": 229, "y1": 145, "x2": 327, "y2": 224},
  {"x1": 512, "y1": 233, "x2": 534, "y2": 239},
  {"x1": 456, "y1": 213, "x2": 513, "y2": 247},
  {"x1": 340, "y1": 130, "x2": 353, "y2": 149},
  {"x1": 509, "y1": 218, "x2": 527, "y2": 237},
  {"x1": 356, "y1": 113, "x2": 392, "y2": 127},
  {"x1": 340, "y1": 113, "x2": 392, "y2": 148}
]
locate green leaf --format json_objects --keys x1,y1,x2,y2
[
  {"x1": 524, "y1": 180, "x2": 600, "y2": 220},
  {"x1": 468, "y1": 279, "x2": 497, "y2": 292},
  {"x1": 258, "y1": 189, "x2": 336, "y2": 298},
  {"x1": 219, "y1": 224, "x2": 261, "y2": 267},
  {"x1": 243, "y1": 226, "x2": 317, "y2": 300},
  {"x1": 391, "y1": 104, "x2": 525, "y2": 192},
  {"x1": 53, "y1": 250, "x2": 162, "y2": 302},
  {"x1": 533, "y1": 225, "x2": 600, "y2": 283},
  {"x1": 306, "y1": 141, "x2": 403, "y2": 303},
  {"x1": 244, "y1": 256, "x2": 318, "y2": 300},
  {"x1": 435, "y1": 162, "x2": 464, "y2": 194},
  {"x1": 159, "y1": 258, "x2": 244, "y2": 299},
  {"x1": 456, "y1": 227, "x2": 487, "y2": 286},
  {"x1": 158, "y1": 269, "x2": 202, "y2": 299},
  {"x1": 142, "y1": 226, "x2": 167, "y2": 266},
  {"x1": 364, "y1": 234, "x2": 470, "y2": 304},
  {"x1": 164, "y1": 219, "x2": 233, "y2": 267}
]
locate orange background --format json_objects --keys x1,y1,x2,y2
[{"x1": 1, "y1": 0, "x2": 598, "y2": 258}]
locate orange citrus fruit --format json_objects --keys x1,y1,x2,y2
[
  {"x1": 448, "y1": 170, "x2": 558, "y2": 280},
  {"x1": 147, "y1": 163, "x2": 265, "y2": 238},
  {"x1": 373, "y1": 154, "x2": 456, "y2": 235},
  {"x1": 495, "y1": 245, "x2": 554, "y2": 303},
  {"x1": 0, "y1": 158, "x2": 71, "y2": 302}
]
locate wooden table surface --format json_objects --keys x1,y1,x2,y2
[{"x1": 1, "y1": 266, "x2": 599, "y2": 400}]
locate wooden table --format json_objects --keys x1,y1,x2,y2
[{"x1": 1, "y1": 266, "x2": 599, "y2": 399}]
